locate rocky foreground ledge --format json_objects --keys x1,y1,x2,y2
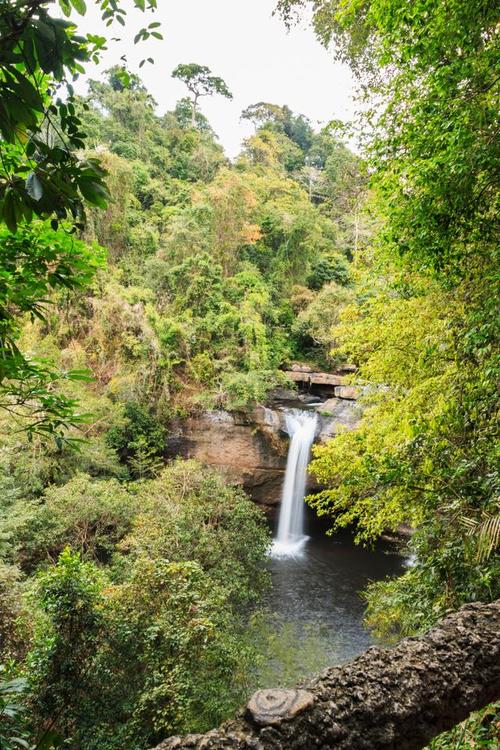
[{"x1": 153, "y1": 601, "x2": 500, "y2": 750}]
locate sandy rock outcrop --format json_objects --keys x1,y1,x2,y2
[
  {"x1": 168, "y1": 367, "x2": 364, "y2": 506},
  {"x1": 170, "y1": 409, "x2": 288, "y2": 505}
]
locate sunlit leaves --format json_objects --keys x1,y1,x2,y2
[{"x1": 279, "y1": 2, "x2": 500, "y2": 634}]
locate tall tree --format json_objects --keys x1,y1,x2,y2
[{"x1": 172, "y1": 63, "x2": 233, "y2": 127}]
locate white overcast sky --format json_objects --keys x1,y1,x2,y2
[{"x1": 75, "y1": 0, "x2": 355, "y2": 158}]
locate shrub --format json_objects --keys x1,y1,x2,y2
[
  {"x1": 307, "y1": 254, "x2": 351, "y2": 290},
  {"x1": 218, "y1": 369, "x2": 289, "y2": 411},
  {"x1": 106, "y1": 401, "x2": 167, "y2": 478},
  {"x1": 27, "y1": 549, "x2": 106, "y2": 745},
  {"x1": 0, "y1": 565, "x2": 29, "y2": 662},
  {"x1": 12, "y1": 474, "x2": 138, "y2": 572},
  {"x1": 0, "y1": 665, "x2": 30, "y2": 750},
  {"x1": 122, "y1": 459, "x2": 271, "y2": 612}
]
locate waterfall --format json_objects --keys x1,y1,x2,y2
[{"x1": 271, "y1": 409, "x2": 318, "y2": 558}]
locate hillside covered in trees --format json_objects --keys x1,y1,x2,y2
[{"x1": 0, "y1": 1, "x2": 498, "y2": 749}]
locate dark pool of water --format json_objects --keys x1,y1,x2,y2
[{"x1": 266, "y1": 509, "x2": 407, "y2": 666}]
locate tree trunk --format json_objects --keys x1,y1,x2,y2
[
  {"x1": 191, "y1": 95, "x2": 198, "y2": 128},
  {"x1": 154, "y1": 601, "x2": 500, "y2": 750}
]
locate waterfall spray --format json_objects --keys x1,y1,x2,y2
[{"x1": 271, "y1": 409, "x2": 318, "y2": 558}]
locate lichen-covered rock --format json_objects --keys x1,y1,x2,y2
[
  {"x1": 153, "y1": 601, "x2": 500, "y2": 750},
  {"x1": 315, "y1": 398, "x2": 362, "y2": 437}
]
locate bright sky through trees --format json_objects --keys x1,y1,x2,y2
[{"x1": 75, "y1": 0, "x2": 355, "y2": 157}]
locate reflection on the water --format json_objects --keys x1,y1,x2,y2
[{"x1": 267, "y1": 510, "x2": 406, "y2": 665}]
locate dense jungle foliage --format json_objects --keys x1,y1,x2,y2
[
  {"x1": 280, "y1": 0, "x2": 500, "y2": 636},
  {"x1": 0, "y1": 2, "x2": 364, "y2": 747},
  {"x1": 0, "y1": 0, "x2": 498, "y2": 748}
]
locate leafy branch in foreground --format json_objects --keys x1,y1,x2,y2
[
  {"x1": 279, "y1": 0, "x2": 500, "y2": 651},
  {"x1": 0, "y1": 0, "x2": 163, "y2": 232},
  {"x1": 0, "y1": 0, "x2": 162, "y2": 436},
  {"x1": 0, "y1": 222, "x2": 104, "y2": 438}
]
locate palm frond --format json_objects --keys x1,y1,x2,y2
[{"x1": 461, "y1": 511, "x2": 500, "y2": 562}]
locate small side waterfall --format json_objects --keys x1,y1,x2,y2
[{"x1": 271, "y1": 409, "x2": 318, "y2": 558}]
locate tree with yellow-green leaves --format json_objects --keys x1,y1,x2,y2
[{"x1": 277, "y1": 0, "x2": 499, "y2": 639}]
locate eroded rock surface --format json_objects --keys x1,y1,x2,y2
[
  {"x1": 246, "y1": 689, "x2": 314, "y2": 726},
  {"x1": 154, "y1": 601, "x2": 500, "y2": 750},
  {"x1": 315, "y1": 398, "x2": 362, "y2": 437},
  {"x1": 170, "y1": 409, "x2": 288, "y2": 505},
  {"x1": 284, "y1": 370, "x2": 344, "y2": 387}
]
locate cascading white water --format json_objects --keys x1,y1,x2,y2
[{"x1": 271, "y1": 409, "x2": 318, "y2": 558}]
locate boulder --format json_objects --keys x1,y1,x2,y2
[
  {"x1": 334, "y1": 385, "x2": 362, "y2": 400},
  {"x1": 288, "y1": 362, "x2": 315, "y2": 373},
  {"x1": 316, "y1": 398, "x2": 362, "y2": 438},
  {"x1": 298, "y1": 394, "x2": 322, "y2": 405},
  {"x1": 266, "y1": 386, "x2": 298, "y2": 403},
  {"x1": 284, "y1": 371, "x2": 344, "y2": 387},
  {"x1": 337, "y1": 363, "x2": 357, "y2": 373}
]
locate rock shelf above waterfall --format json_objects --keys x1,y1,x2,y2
[
  {"x1": 281, "y1": 363, "x2": 362, "y2": 401},
  {"x1": 284, "y1": 370, "x2": 344, "y2": 387}
]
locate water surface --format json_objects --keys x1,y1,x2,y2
[{"x1": 267, "y1": 511, "x2": 405, "y2": 666}]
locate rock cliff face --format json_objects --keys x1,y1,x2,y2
[
  {"x1": 168, "y1": 369, "x2": 363, "y2": 508},
  {"x1": 171, "y1": 409, "x2": 288, "y2": 506}
]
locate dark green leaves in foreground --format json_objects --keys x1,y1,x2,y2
[
  {"x1": 0, "y1": 5, "x2": 110, "y2": 232},
  {"x1": 0, "y1": 0, "x2": 163, "y2": 233}
]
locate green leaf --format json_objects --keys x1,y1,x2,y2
[
  {"x1": 35, "y1": 729, "x2": 63, "y2": 750},
  {"x1": 78, "y1": 179, "x2": 109, "y2": 208},
  {"x1": 59, "y1": 0, "x2": 72, "y2": 16},
  {"x1": 71, "y1": 0, "x2": 87, "y2": 14},
  {"x1": 4, "y1": 191, "x2": 18, "y2": 233}
]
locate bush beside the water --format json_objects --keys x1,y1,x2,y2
[{"x1": 1, "y1": 460, "x2": 271, "y2": 750}]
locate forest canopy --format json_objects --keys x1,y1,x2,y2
[{"x1": 0, "y1": 0, "x2": 498, "y2": 749}]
